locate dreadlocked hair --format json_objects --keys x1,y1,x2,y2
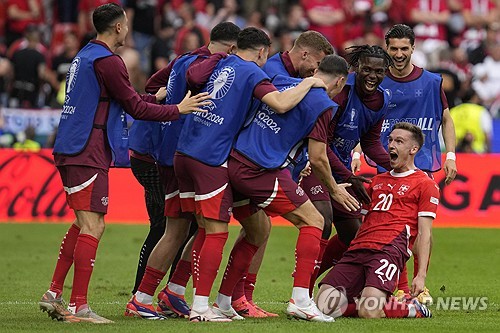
[{"x1": 344, "y1": 45, "x2": 394, "y2": 69}]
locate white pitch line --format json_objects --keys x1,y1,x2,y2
[{"x1": 3, "y1": 300, "x2": 286, "y2": 305}]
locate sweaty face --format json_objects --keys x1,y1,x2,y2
[
  {"x1": 386, "y1": 37, "x2": 414, "y2": 73},
  {"x1": 298, "y1": 50, "x2": 326, "y2": 78},
  {"x1": 387, "y1": 128, "x2": 418, "y2": 172},
  {"x1": 355, "y1": 56, "x2": 386, "y2": 95}
]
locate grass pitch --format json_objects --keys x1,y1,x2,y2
[{"x1": 0, "y1": 223, "x2": 499, "y2": 332}]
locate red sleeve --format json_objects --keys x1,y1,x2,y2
[
  {"x1": 360, "y1": 119, "x2": 392, "y2": 170},
  {"x1": 95, "y1": 55, "x2": 179, "y2": 122},
  {"x1": 307, "y1": 108, "x2": 333, "y2": 143},
  {"x1": 145, "y1": 60, "x2": 176, "y2": 94},
  {"x1": 186, "y1": 52, "x2": 226, "y2": 90},
  {"x1": 253, "y1": 80, "x2": 277, "y2": 100},
  {"x1": 417, "y1": 178, "x2": 440, "y2": 219},
  {"x1": 327, "y1": 146, "x2": 353, "y2": 181}
]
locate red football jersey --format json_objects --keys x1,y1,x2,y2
[{"x1": 349, "y1": 169, "x2": 440, "y2": 255}]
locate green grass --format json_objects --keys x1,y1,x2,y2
[{"x1": 0, "y1": 224, "x2": 499, "y2": 332}]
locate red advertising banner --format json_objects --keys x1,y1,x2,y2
[{"x1": 1, "y1": 149, "x2": 499, "y2": 227}]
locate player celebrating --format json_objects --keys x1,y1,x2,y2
[
  {"x1": 174, "y1": 27, "x2": 334, "y2": 322},
  {"x1": 226, "y1": 54, "x2": 358, "y2": 322},
  {"x1": 380, "y1": 24, "x2": 457, "y2": 295},
  {"x1": 316, "y1": 122, "x2": 437, "y2": 319},
  {"x1": 125, "y1": 22, "x2": 241, "y2": 320},
  {"x1": 230, "y1": 31, "x2": 335, "y2": 316},
  {"x1": 317, "y1": 45, "x2": 393, "y2": 281},
  {"x1": 38, "y1": 3, "x2": 209, "y2": 324}
]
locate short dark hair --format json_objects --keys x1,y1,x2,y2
[
  {"x1": 237, "y1": 27, "x2": 271, "y2": 50},
  {"x1": 344, "y1": 44, "x2": 394, "y2": 69},
  {"x1": 210, "y1": 22, "x2": 240, "y2": 43},
  {"x1": 317, "y1": 55, "x2": 348, "y2": 77},
  {"x1": 392, "y1": 122, "x2": 424, "y2": 150},
  {"x1": 93, "y1": 3, "x2": 125, "y2": 34},
  {"x1": 385, "y1": 24, "x2": 415, "y2": 46},
  {"x1": 294, "y1": 31, "x2": 334, "y2": 55}
]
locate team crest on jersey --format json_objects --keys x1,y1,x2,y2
[
  {"x1": 207, "y1": 66, "x2": 235, "y2": 99},
  {"x1": 397, "y1": 184, "x2": 410, "y2": 196},
  {"x1": 373, "y1": 183, "x2": 383, "y2": 190},
  {"x1": 415, "y1": 89, "x2": 423, "y2": 97},
  {"x1": 66, "y1": 57, "x2": 80, "y2": 93},
  {"x1": 166, "y1": 69, "x2": 176, "y2": 101}
]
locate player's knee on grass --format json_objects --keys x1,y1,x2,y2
[
  {"x1": 315, "y1": 284, "x2": 348, "y2": 318},
  {"x1": 358, "y1": 287, "x2": 387, "y2": 319}
]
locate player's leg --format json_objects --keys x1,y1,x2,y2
[
  {"x1": 315, "y1": 251, "x2": 365, "y2": 319},
  {"x1": 214, "y1": 209, "x2": 269, "y2": 319},
  {"x1": 157, "y1": 218, "x2": 198, "y2": 318},
  {"x1": 40, "y1": 166, "x2": 111, "y2": 323},
  {"x1": 126, "y1": 165, "x2": 192, "y2": 319},
  {"x1": 364, "y1": 247, "x2": 431, "y2": 319},
  {"x1": 130, "y1": 156, "x2": 166, "y2": 294},
  {"x1": 228, "y1": 157, "x2": 331, "y2": 321},
  {"x1": 176, "y1": 155, "x2": 233, "y2": 322}
]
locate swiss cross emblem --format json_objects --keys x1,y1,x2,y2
[{"x1": 397, "y1": 184, "x2": 410, "y2": 196}]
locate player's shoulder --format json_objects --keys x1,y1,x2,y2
[{"x1": 412, "y1": 170, "x2": 440, "y2": 190}]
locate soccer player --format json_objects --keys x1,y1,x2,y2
[
  {"x1": 125, "y1": 22, "x2": 242, "y2": 320},
  {"x1": 380, "y1": 24, "x2": 457, "y2": 295},
  {"x1": 317, "y1": 45, "x2": 393, "y2": 282},
  {"x1": 226, "y1": 54, "x2": 358, "y2": 322},
  {"x1": 174, "y1": 27, "x2": 338, "y2": 322},
  {"x1": 316, "y1": 122, "x2": 437, "y2": 319},
  {"x1": 38, "y1": 3, "x2": 209, "y2": 324},
  {"x1": 231, "y1": 31, "x2": 335, "y2": 316}
]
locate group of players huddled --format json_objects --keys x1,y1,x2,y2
[{"x1": 38, "y1": 3, "x2": 457, "y2": 324}]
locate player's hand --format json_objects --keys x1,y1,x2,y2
[
  {"x1": 297, "y1": 161, "x2": 312, "y2": 186},
  {"x1": 346, "y1": 175, "x2": 372, "y2": 204},
  {"x1": 443, "y1": 159, "x2": 457, "y2": 185},
  {"x1": 177, "y1": 91, "x2": 211, "y2": 114},
  {"x1": 330, "y1": 183, "x2": 360, "y2": 212},
  {"x1": 351, "y1": 158, "x2": 361, "y2": 174},
  {"x1": 155, "y1": 87, "x2": 167, "y2": 103},
  {"x1": 411, "y1": 275, "x2": 426, "y2": 297},
  {"x1": 305, "y1": 77, "x2": 327, "y2": 89}
]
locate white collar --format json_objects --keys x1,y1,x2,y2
[{"x1": 390, "y1": 169, "x2": 417, "y2": 178}]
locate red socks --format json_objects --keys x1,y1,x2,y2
[
  {"x1": 219, "y1": 238, "x2": 258, "y2": 296},
  {"x1": 138, "y1": 266, "x2": 167, "y2": 296},
  {"x1": 398, "y1": 265, "x2": 410, "y2": 293},
  {"x1": 293, "y1": 226, "x2": 322, "y2": 288},
  {"x1": 309, "y1": 238, "x2": 328, "y2": 297},
  {"x1": 383, "y1": 298, "x2": 410, "y2": 318},
  {"x1": 191, "y1": 228, "x2": 206, "y2": 289},
  {"x1": 69, "y1": 234, "x2": 99, "y2": 310},
  {"x1": 50, "y1": 224, "x2": 80, "y2": 296},
  {"x1": 244, "y1": 273, "x2": 257, "y2": 302},
  {"x1": 169, "y1": 259, "x2": 191, "y2": 288},
  {"x1": 317, "y1": 234, "x2": 348, "y2": 277},
  {"x1": 195, "y1": 232, "x2": 228, "y2": 296}
]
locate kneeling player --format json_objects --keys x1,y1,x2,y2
[{"x1": 316, "y1": 122, "x2": 437, "y2": 319}]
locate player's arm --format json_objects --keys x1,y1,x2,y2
[
  {"x1": 351, "y1": 144, "x2": 362, "y2": 174},
  {"x1": 260, "y1": 77, "x2": 327, "y2": 114},
  {"x1": 442, "y1": 107, "x2": 457, "y2": 185},
  {"x1": 412, "y1": 215, "x2": 433, "y2": 297},
  {"x1": 309, "y1": 138, "x2": 359, "y2": 212},
  {"x1": 186, "y1": 52, "x2": 226, "y2": 91},
  {"x1": 360, "y1": 119, "x2": 391, "y2": 171}
]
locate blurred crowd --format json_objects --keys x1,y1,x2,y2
[{"x1": 0, "y1": 0, "x2": 499, "y2": 153}]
